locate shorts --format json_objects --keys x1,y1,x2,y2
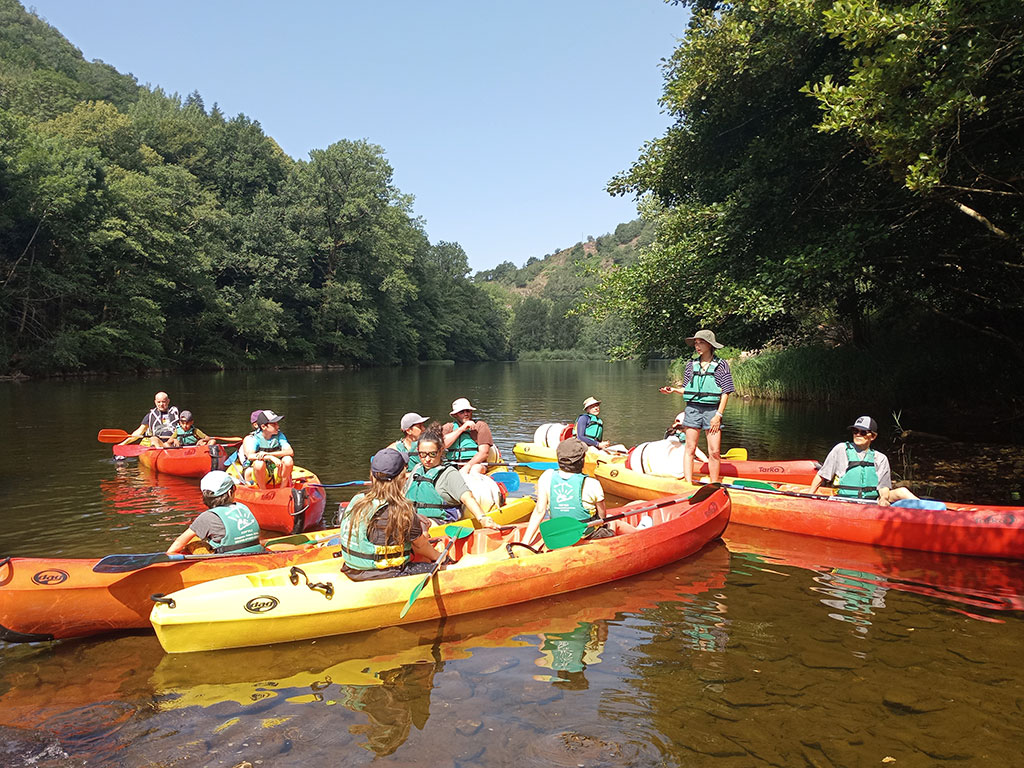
[
  {"x1": 681, "y1": 403, "x2": 720, "y2": 431},
  {"x1": 584, "y1": 525, "x2": 615, "y2": 540}
]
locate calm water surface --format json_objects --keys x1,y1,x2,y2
[{"x1": 1, "y1": 362, "x2": 1021, "y2": 767}]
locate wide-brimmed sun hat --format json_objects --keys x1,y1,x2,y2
[
  {"x1": 450, "y1": 397, "x2": 476, "y2": 415},
  {"x1": 684, "y1": 330, "x2": 723, "y2": 349},
  {"x1": 582, "y1": 397, "x2": 601, "y2": 409}
]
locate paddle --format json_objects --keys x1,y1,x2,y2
[
  {"x1": 399, "y1": 525, "x2": 474, "y2": 619},
  {"x1": 538, "y1": 484, "x2": 723, "y2": 550},
  {"x1": 723, "y1": 480, "x2": 946, "y2": 509},
  {"x1": 721, "y1": 447, "x2": 748, "y2": 461},
  {"x1": 98, "y1": 428, "x2": 243, "y2": 444},
  {"x1": 490, "y1": 471, "x2": 520, "y2": 492},
  {"x1": 92, "y1": 533, "x2": 342, "y2": 573},
  {"x1": 309, "y1": 480, "x2": 369, "y2": 488}
]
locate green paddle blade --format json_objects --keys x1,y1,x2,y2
[
  {"x1": 399, "y1": 526, "x2": 473, "y2": 618},
  {"x1": 728, "y1": 478, "x2": 777, "y2": 491},
  {"x1": 538, "y1": 517, "x2": 590, "y2": 550}
]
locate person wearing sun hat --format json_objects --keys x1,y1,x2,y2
[
  {"x1": 809, "y1": 417, "x2": 918, "y2": 506},
  {"x1": 659, "y1": 329, "x2": 736, "y2": 484},
  {"x1": 166, "y1": 470, "x2": 262, "y2": 555},
  {"x1": 388, "y1": 412, "x2": 430, "y2": 470},
  {"x1": 442, "y1": 397, "x2": 494, "y2": 474},
  {"x1": 575, "y1": 397, "x2": 611, "y2": 450},
  {"x1": 338, "y1": 448, "x2": 442, "y2": 580}
]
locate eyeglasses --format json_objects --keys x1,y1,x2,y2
[
  {"x1": 852, "y1": 429, "x2": 872, "y2": 437},
  {"x1": 417, "y1": 450, "x2": 439, "y2": 458}
]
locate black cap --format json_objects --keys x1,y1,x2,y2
[{"x1": 370, "y1": 448, "x2": 406, "y2": 478}]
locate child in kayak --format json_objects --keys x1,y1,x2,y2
[
  {"x1": 166, "y1": 410, "x2": 213, "y2": 447},
  {"x1": 166, "y1": 470, "x2": 262, "y2": 555}
]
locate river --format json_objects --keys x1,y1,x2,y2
[{"x1": 1, "y1": 362, "x2": 1021, "y2": 766}]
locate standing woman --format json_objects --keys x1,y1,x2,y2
[
  {"x1": 339, "y1": 448, "x2": 442, "y2": 580},
  {"x1": 661, "y1": 330, "x2": 736, "y2": 483},
  {"x1": 407, "y1": 427, "x2": 500, "y2": 529}
]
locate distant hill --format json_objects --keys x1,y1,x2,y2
[{"x1": 470, "y1": 219, "x2": 657, "y2": 358}]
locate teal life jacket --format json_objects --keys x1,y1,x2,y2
[
  {"x1": 581, "y1": 415, "x2": 604, "y2": 442},
  {"x1": 242, "y1": 431, "x2": 283, "y2": 468},
  {"x1": 835, "y1": 443, "x2": 880, "y2": 499},
  {"x1": 391, "y1": 439, "x2": 422, "y2": 470},
  {"x1": 547, "y1": 472, "x2": 598, "y2": 523},
  {"x1": 684, "y1": 357, "x2": 723, "y2": 406},
  {"x1": 338, "y1": 496, "x2": 412, "y2": 571},
  {"x1": 448, "y1": 422, "x2": 479, "y2": 463},
  {"x1": 407, "y1": 465, "x2": 460, "y2": 520},
  {"x1": 174, "y1": 425, "x2": 199, "y2": 446},
  {"x1": 209, "y1": 502, "x2": 263, "y2": 553}
]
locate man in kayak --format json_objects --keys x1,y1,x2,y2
[
  {"x1": 443, "y1": 397, "x2": 493, "y2": 474},
  {"x1": 339, "y1": 448, "x2": 442, "y2": 580},
  {"x1": 808, "y1": 416, "x2": 919, "y2": 506},
  {"x1": 389, "y1": 412, "x2": 430, "y2": 470},
  {"x1": 575, "y1": 397, "x2": 611, "y2": 450},
  {"x1": 240, "y1": 410, "x2": 294, "y2": 489},
  {"x1": 522, "y1": 438, "x2": 613, "y2": 546},
  {"x1": 408, "y1": 426, "x2": 500, "y2": 528},
  {"x1": 166, "y1": 470, "x2": 262, "y2": 554},
  {"x1": 166, "y1": 410, "x2": 213, "y2": 447},
  {"x1": 125, "y1": 391, "x2": 179, "y2": 446}
]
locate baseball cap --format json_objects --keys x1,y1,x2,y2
[
  {"x1": 370, "y1": 448, "x2": 406, "y2": 478},
  {"x1": 256, "y1": 410, "x2": 283, "y2": 426},
  {"x1": 400, "y1": 412, "x2": 430, "y2": 431},
  {"x1": 848, "y1": 416, "x2": 878, "y2": 434},
  {"x1": 249, "y1": 410, "x2": 264, "y2": 424},
  {"x1": 179, "y1": 410, "x2": 194, "y2": 422},
  {"x1": 556, "y1": 438, "x2": 588, "y2": 471},
  {"x1": 200, "y1": 470, "x2": 235, "y2": 496},
  {"x1": 672, "y1": 412, "x2": 687, "y2": 424}
]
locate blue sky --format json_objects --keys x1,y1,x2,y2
[{"x1": 28, "y1": 1, "x2": 686, "y2": 271}]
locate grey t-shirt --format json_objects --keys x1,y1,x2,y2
[
  {"x1": 817, "y1": 442, "x2": 892, "y2": 490},
  {"x1": 411, "y1": 465, "x2": 470, "y2": 507}
]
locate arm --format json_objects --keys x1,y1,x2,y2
[
  {"x1": 443, "y1": 421, "x2": 473, "y2": 449},
  {"x1": 166, "y1": 527, "x2": 198, "y2": 555},
  {"x1": 461, "y1": 443, "x2": 490, "y2": 473},
  {"x1": 808, "y1": 474, "x2": 824, "y2": 495},
  {"x1": 876, "y1": 454, "x2": 893, "y2": 506},
  {"x1": 411, "y1": 533, "x2": 442, "y2": 562},
  {"x1": 709, "y1": 392, "x2": 730, "y2": 435},
  {"x1": 575, "y1": 415, "x2": 601, "y2": 448},
  {"x1": 522, "y1": 472, "x2": 551, "y2": 546},
  {"x1": 459, "y1": 490, "x2": 500, "y2": 529}
]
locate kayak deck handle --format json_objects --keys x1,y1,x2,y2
[
  {"x1": 289, "y1": 566, "x2": 334, "y2": 599},
  {"x1": 506, "y1": 542, "x2": 542, "y2": 559},
  {"x1": 151, "y1": 593, "x2": 176, "y2": 609}
]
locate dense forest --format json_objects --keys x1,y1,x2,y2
[
  {"x1": 0, "y1": 0, "x2": 518, "y2": 374},
  {"x1": 591, "y1": 0, "x2": 1023, "y2": 403}
]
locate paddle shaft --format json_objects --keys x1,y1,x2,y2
[
  {"x1": 399, "y1": 527, "x2": 472, "y2": 618},
  {"x1": 98, "y1": 428, "x2": 242, "y2": 444}
]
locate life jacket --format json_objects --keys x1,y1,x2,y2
[
  {"x1": 242, "y1": 431, "x2": 283, "y2": 468},
  {"x1": 407, "y1": 464, "x2": 460, "y2": 520},
  {"x1": 145, "y1": 407, "x2": 179, "y2": 439},
  {"x1": 835, "y1": 442, "x2": 880, "y2": 499},
  {"x1": 684, "y1": 357, "x2": 723, "y2": 406},
  {"x1": 209, "y1": 503, "x2": 263, "y2": 553},
  {"x1": 174, "y1": 425, "x2": 199, "y2": 446},
  {"x1": 338, "y1": 497, "x2": 412, "y2": 571},
  {"x1": 547, "y1": 472, "x2": 598, "y2": 523},
  {"x1": 448, "y1": 422, "x2": 480, "y2": 463},
  {"x1": 391, "y1": 439, "x2": 421, "y2": 470},
  {"x1": 580, "y1": 414, "x2": 604, "y2": 442}
]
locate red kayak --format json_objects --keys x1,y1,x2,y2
[
  {"x1": 0, "y1": 532, "x2": 337, "y2": 642},
  {"x1": 133, "y1": 443, "x2": 233, "y2": 477},
  {"x1": 233, "y1": 465, "x2": 327, "y2": 534},
  {"x1": 597, "y1": 463, "x2": 1024, "y2": 560}
]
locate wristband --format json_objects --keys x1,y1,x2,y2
[{"x1": 715, "y1": 411, "x2": 724, "y2": 417}]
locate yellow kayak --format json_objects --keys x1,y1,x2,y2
[
  {"x1": 426, "y1": 496, "x2": 535, "y2": 537},
  {"x1": 512, "y1": 442, "x2": 623, "y2": 476}
]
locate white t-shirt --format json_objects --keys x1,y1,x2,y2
[
  {"x1": 817, "y1": 442, "x2": 892, "y2": 490},
  {"x1": 538, "y1": 469, "x2": 604, "y2": 514}
]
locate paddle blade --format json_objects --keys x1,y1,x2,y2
[
  {"x1": 687, "y1": 483, "x2": 723, "y2": 504},
  {"x1": 398, "y1": 527, "x2": 471, "y2": 618},
  {"x1": 490, "y1": 471, "x2": 520, "y2": 493},
  {"x1": 729, "y1": 478, "x2": 777, "y2": 491},
  {"x1": 522, "y1": 462, "x2": 558, "y2": 471},
  {"x1": 722, "y1": 447, "x2": 748, "y2": 461},
  {"x1": 93, "y1": 552, "x2": 181, "y2": 573},
  {"x1": 97, "y1": 429, "x2": 132, "y2": 443},
  {"x1": 538, "y1": 517, "x2": 589, "y2": 550}
]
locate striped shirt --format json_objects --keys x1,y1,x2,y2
[{"x1": 682, "y1": 358, "x2": 736, "y2": 395}]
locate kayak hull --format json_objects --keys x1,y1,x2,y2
[
  {"x1": 135, "y1": 443, "x2": 231, "y2": 477},
  {"x1": 596, "y1": 463, "x2": 1024, "y2": 560},
  {"x1": 0, "y1": 535, "x2": 338, "y2": 642},
  {"x1": 234, "y1": 466, "x2": 327, "y2": 534},
  {"x1": 513, "y1": 442, "x2": 820, "y2": 483},
  {"x1": 150, "y1": 490, "x2": 731, "y2": 653}
]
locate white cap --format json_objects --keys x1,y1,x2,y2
[
  {"x1": 450, "y1": 397, "x2": 476, "y2": 415},
  {"x1": 200, "y1": 470, "x2": 235, "y2": 496},
  {"x1": 673, "y1": 412, "x2": 687, "y2": 424},
  {"x1": 401, "y1": 412, "x2": 430, "y2": 431}
]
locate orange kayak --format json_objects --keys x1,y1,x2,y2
[
  {"x1": 597, "y1": 463, "x2": 1024, "y2": 560},
  {"x1": 233, "y1": 466, "x2": 327, "y2": 534},
  {"x1": 134, "y1": 443, "x2": 233, "y2": 477},
  {"x1": 0, "y1": 532, "x2": 338, "y2": 642}
]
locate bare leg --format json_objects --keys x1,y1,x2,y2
[
  {"x1": 253, "y1": 460, "x2": 269, "y2": 489},
  {"x1": 683, "y1": 427, "x2": 701, "y2": 484},
  {"x1": 280, "y1": 456, "x2": 294, "y2": 486},
  {"x1": 706, "y1": 428, "x2": 722, "y2": 484}
]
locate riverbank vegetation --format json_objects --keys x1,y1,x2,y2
[
  {"x1": 0, "y1": 0, "x2": 510, "y2": 375},
  {"x1": 593, "y1": 0, "x2": 1023, "y2": 407}
]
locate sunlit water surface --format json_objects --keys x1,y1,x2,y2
[{"x1": 1, "y1": 363, "x2": 1021, "y2": 766}]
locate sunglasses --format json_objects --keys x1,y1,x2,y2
[
  {"x1": 417, "y1": 450, "x2": 439, "y2": 458},
  {"x1": 852, "y1": 429, "x2": 872, "y2": 437}
]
